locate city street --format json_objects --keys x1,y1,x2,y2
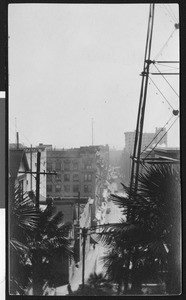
[
  {"x1": 56, "y1": 243, "x2": 106, "y2": 295},
  {"x1": 56, "y1": 177, "x2": 124, "y2": 296}
]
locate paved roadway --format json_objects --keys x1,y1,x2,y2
[
  {"x1": 56, "y1": 243, "x2": 106, "y2": 295},
  {"x1": 56, "y1": 178, "x2": 124, "y2": 296}
]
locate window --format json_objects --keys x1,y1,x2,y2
[
  {"x1": 84, "y1": 185, "x2": 92, "y2": 193},
  {"x1": 84, "y1": 173, "x2": 92, "y2": 181},
  {"x1": 64, "y1": 174, "x2": 70, "y2": 181},
  {"x1": 47, "y1": 184, "x2": 52, "y2": 193},
  {"x1": 73, "y1": 163, "x2": 78, "y2": 170},
  {"x1": 73, "y1": 185, "x2": 79, "y2": 193},
  {"x1": 64, "y1": 185, "x2": 70, "y2": 192},
  {"x1": 56, "y1": 174, "x2": 61, "y2": 181},
  {"x1": 47, "y1": 175, "x2": 53, "y2": 182},
  {"x1": 55, "y1": 185, "x2": 61, "y2": 193},
  {"x1": 47, "y1": 162, "x2": 52, "y2": 171},
  {"x1": 56, "y1": 162, "x2": 61, "y2": 171},
  {"x1": 73, "y1": 174, "x2": 79, "y2": 181},
  {"x1": 84, "y1": 164, "x2": 92, "y2": 170},
  {"x1": 64, "y1": 162, "x2": 70, "y2": 171}
]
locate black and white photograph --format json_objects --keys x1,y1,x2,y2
[{"x1": 7, "y1": 2, "x2": 181, "y2": 296}]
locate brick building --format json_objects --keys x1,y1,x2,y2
[{"x1": 46, "y1": 146, "x2": 99, "y2": 199}]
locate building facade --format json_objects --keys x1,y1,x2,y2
[
  {"x1": 9, "y1": 144, "x2": 47, "y2": 202},
  {"x1": 124, "y1": 127, "x2": 167, "y2": 156},
  {"x1": 25, "y1": 147, "x2": 47, "y2": 201},
  {"x1": 46, "y1": 146, "x2": 102, "y2": 199},
  {"x1": 122, "y1": 128, "x2": 168, "y2": 186},
  {"x1": 9, "y1": 149, "x2": 30, "y2": 201}
]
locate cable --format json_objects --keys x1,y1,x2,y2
[
  {"x1": 166, "y1": 4, "x2": 178, "y2": 23},
  {"x1": 154, "y1": 64, "x2": 179, "y2": 98},
  {"x1": 149, "y1": 76, "x2": 174, "y2": 110},
  {"x1": 155, "y1": 62, "x2": 179, "y2": 70},
  {"x1": 153, "y1": 28, "x2": 176, "y2": 61},
  {"x1": 140, "y1": 114, "x2": 174, "y2": 155},
  {"x1": 142, "y1": 115, "x2": 179, "y2": 160},
  {"x1": 157, "y1": 68, "x2": 179, "y2": 73}
]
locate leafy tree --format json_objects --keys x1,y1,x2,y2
[{"x1": 96, "y1": 164, "x2": 181, "y2": 294}]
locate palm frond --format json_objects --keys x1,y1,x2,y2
[
  {"x1": 10, "y1": 238, "x2": 29, "y2": 254},
  {"x1": 11, "y1": 188, "x2": 40, "y2": 235}
]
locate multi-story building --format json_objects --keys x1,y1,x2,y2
[
  {"x1": 25, "y1": 147, "x2": 47, "y2": 201},
  {"x1": 46, "y1": 146, "x2": 98, "y2": 199},
  {"x1": 45, "y1": 145, "x2": 109, "y2": 225},
  {"x1": 122, "y1": 128, "x2": 168, "y2": 186},
  {"x1": 9, "y1": 149, "x2": 30, "y2": 199},
  {"x1": 124, "y1": 127, "x2": 167, "y2": 156},
  {"x1": 9, "y1": 143, "x2": 47, "y2": 202}
]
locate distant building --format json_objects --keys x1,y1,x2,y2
[
  {"x1": 46, "y1": 146, "x2": 98, "y2": 199},
  {"x1": 9, "y1": 144, "x2": 47, "y2": 203},
  {"x1": 37, "y1": 143, "x2": 53, "y2": 151},
  {"x1": 9, "y1": 143, "x2": 25, "y2": 149},
  {"x1": 45, "y1": 145, "x2": 108, "y2": 225},
  {"x1": 142, "y1": 147, "x2": 180, "y2": 170},
  {"x1": 122, "y1": 128, "x2": 168, "y2": 186},
  {"x1": 25, "y1": 147, "x2": 47, "y2": 201},
  {"x1": 9, "y1": 149, "x2": 30, "y2": 200},
  {"x1": 109, "y1": 148, "x2": 123, "y2": 168},
  {"x1": 124, "y1": 127, "x2": 167, "y2": 156}
]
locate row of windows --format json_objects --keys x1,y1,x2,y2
[
  {"x1": 47, "y1": 184, "x2": 92, "y2": 193},
  {"x1": 48, "y1": 173, "x2": 93, "y2": 182},
  {"x1": 47, "y1": 162, "x2": 93, "y2": 171}
]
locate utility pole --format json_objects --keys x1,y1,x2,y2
[
  {"x1": 19, "y1": 150, "x2": 57, "y2": 209},
  {"x1": 35, "y1": 151, "x2": 41, "y2": 209},
  {"x1": 129, "y1": 3, "x2": 155, "y2": 195},
  {"x1": 30, "y1": 145, "x2": 33, "y2": 190},
  {"x1": 78, "y1": 191, "x2": 80, "y2": 226},
  {"x1": 92, "y1": 118, "x2": 94, "y2": 146},
  {"x1": 81, "y1": 227, "x2": 88, "y2": 288},
  {"x1": 16, "y1": 132, "x2": 19, "y2": 149}
]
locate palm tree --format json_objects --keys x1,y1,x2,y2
[
  {"x1": 69, "y1": 272, "x2": 115, "y2": 296},
  {"x1": 29, "y1": 202, "x2": 74, "y2": 295},
  {"x1": 9, "y1": 187, "x2": 74, "y2": 295},
  {"x1": 87, "y1": 272, "x2": 109, "y2": 288},
  {"x1": 9, "y1": 187, "x2": 40, "y2": 294},
  {"x1": 96, "y1": 164, "x2": 181, "y2": 294}
]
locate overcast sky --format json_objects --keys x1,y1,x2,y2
[{"x1": 8, "y1": 3, "x2": 179, "y2": 149}]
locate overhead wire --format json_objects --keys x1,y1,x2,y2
[
  {"x1": 165, "y1": 4, "x2": 178, "y2": 23},
  {"x1": 142, "y1": 115, "x2": 179, "y2": 160},
  {"x1": 153, "y1": 64, "x2": 179, "y2": 98},
  {"x1": 155, "y1": 62, "x2": 179, "y2": 70},
  {"x1": 153, "y1": 28, "x2": 176, "y2": 61},
  {"x1": 148, "y1": 76, "x2": 174, "y2": 110},
  {"x1": 157, "y1": 68, "x2": 179, "y2": 73},
  {"x1": 140, "y1": 114, "x2": 174, "y2": 155}
]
